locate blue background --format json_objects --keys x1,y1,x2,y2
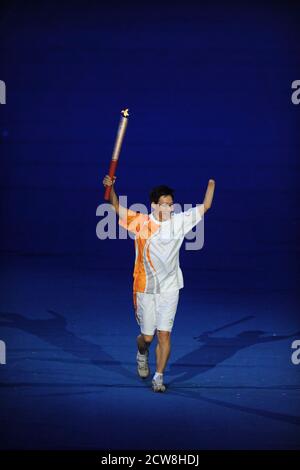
[{"x1": 0, "y1": 0, "x2": 300, "y2": 450}]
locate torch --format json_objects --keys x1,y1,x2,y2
[{"x1": 104, "y1": 108, "x2": 129, "y2": 201}]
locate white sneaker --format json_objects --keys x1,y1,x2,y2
[
  {"x1": 152, "y1": 375, "x2": 166, "y2": 393},
  {"x1": 136, "y1": 350, "x2": 150, "y2": 379}
]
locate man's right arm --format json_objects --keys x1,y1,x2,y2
[{"x1": 102, "y1": 175, "x2": 127, "y2": 220}]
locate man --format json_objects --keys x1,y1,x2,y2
[{"x1": 103, "y1": 175, "x2": 215, "y2": 392}]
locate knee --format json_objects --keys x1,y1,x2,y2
[
  {"x1": 143, "y1": 334, "x2": 154, "y2": 344},
  {"x1": 157, "y1": 330, "x2": 171, "y2": 344}
]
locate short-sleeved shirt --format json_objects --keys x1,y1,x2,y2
[{"x1": 119, "y1": 207, "x2": 202, "y2": 293}]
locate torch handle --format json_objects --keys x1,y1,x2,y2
[
  {"x1": 104, "y1": 108, "x2": 129, "y2": 201},
  {"x1": 104, "y1": 159, "x2": 118, "y2": 201}
]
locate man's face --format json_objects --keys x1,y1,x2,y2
[{"x1": 151, "y1": 195, "x2": 174, "y2": 221}]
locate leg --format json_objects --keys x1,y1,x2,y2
[
  {"x1": 137, "y1": 333, "x2": 154, "y2": 354},
  {"x1": 156, "y1": 330, "x2": 171, "y2": 374},
  {"x1": 135, "y1": 292, "x2": 156, "y2": 354},
  {"x1": 136, "y1": 333, "x2": 154, "y2": 379},
  {"x1": 135, "y1": 292, "x2": 156, "y2": 379},
  {"x1": 155, "y1": 291, "x2": 179, "y2": 374}
]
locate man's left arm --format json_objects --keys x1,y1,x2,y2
[
  {"x1": 178, "y1": 179, "x2": 216, "y2": 236},
  {"x1": 198, "y1": 179, "x2": 216, "y2": 217}
]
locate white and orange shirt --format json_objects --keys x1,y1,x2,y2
[{"x1": 119, "y1": 206, "x2": 202, "y2": 294}]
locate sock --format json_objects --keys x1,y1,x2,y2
[{"x1": 153, "y1": 372, "x2": 163, "y2": 381}]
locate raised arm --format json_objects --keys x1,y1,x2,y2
[
  {"x1": 200, "y1": 179, "x2": 216, "y2": 216},
  {"x1": 102, "y1": 175, "x2": 127, "y2": 220}
]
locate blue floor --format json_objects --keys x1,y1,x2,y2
[{"x1": 1, "y1": 254, "x2": 299, "y2": 450}]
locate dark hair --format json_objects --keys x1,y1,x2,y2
[{"x1": 149, "y1": 185, "x2": 175, "y2": 204}]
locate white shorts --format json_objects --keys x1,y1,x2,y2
[{"x1": 134, "y1": 290, "x2": 180, "y2": 336}]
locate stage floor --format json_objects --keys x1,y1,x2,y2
[{"x1": 1, "y1": 254, "x2": 299, "y2": 450}]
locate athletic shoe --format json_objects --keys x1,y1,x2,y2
[
  {"x1": 136, "y1": 350, "x2": 150, "y2": 379},
  {"x1": 152, "y1": 375, "x2": 166, "y2": 393}
]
